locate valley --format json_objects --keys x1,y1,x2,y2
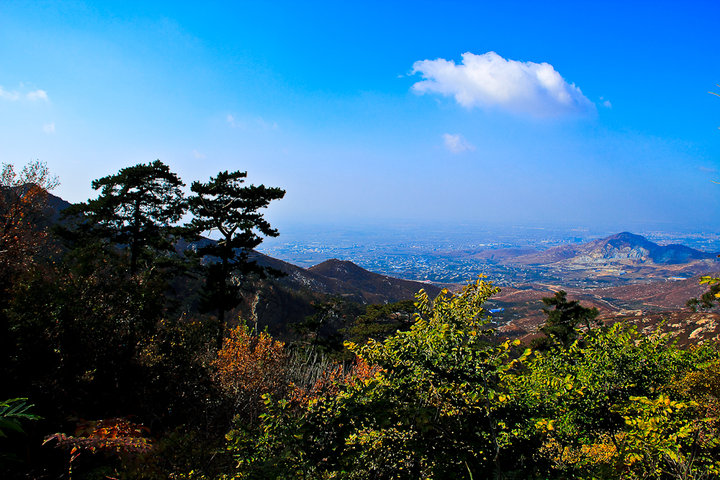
[
  {"x1": 261, "y1": 226, "x2": 720, "y2": 286},
  {"x1": 259, "y1": 228, "x2": 720, "y2": 345}
]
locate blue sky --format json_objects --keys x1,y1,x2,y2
[{"x1": 1, "y1": 0, "x2": 719, "y2": 232}]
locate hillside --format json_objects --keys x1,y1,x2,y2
[
  {"x1": 245, "y1": 252, "x2": 439, "y2": 304},
  {"x1": 308, "y1": 259, "x2": 441, "y2": 301},
  {"x1": 471, "y1": 234, "x2": 720, "y2": 345},
  {"x1": 486, "y1": 273, "x2": 720, "y2": 345},
  {"x1": 176, "y1": 245, "x2": 442, "y2": 337}
]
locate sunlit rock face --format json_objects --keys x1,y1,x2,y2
[{"x1": 597, "y1": 244, "x2": 650, "y2": 261}]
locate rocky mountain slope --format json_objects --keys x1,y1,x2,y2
[{"x1": 512, "y1": 232, "x2": 717, "y2": 266}]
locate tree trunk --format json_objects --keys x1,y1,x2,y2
[
  {"x1": 130, "y1": 197, "x2": 141, "y2": 275},
  {"x1": 216, "y1": 253, "x2": 229, "y2": 349}
]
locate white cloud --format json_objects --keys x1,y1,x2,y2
[
  {"x1": 0, "y1": 85, "x2": 49, "y2": 102},
  {"x1": 443, "y1": 133, "x2": 475, "y2": 154},
  {"x1": 27, "y1": 89, "x2": 48, "y2": 101},
  {"x1": 43, "y1": 122, "x2": 55, "y2": 134},
  {"x1": 192, "y1": 149, "x2": 206, "y2": 159},
  {"x1": 602, "y1": 99, "x2": 612, "y2": 109},
  {"x1": 0, "y1": 86, "x2": 21, "y2": 101},
  {"x1": 412, "y1": 51, "x2": 594, "y2": 117}
]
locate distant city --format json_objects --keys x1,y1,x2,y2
[{"x1": 259, "y1": 224, "x2": 720, "y2": 285}]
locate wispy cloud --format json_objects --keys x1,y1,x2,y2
[
  {"x1": 27, "y1": 89, "x2": 49, "y2": 101},
  {"x1": 227, "y1": 113, "x2": 278, "y2": 130},
  {"x1": 192, "y1": 149, "x2": 206, "y2": 159},
  {"x1": 443, "y1": 133, "x2": 475, "y2": 154},
  {"x1": 226, "y1": 114, "x2": 243, "y2": 128},
  {"x1": 0, "y1": 86, "x2": 21, "y2": 101},
  {"x1": 600, "y1": 96, "x2": 612, "y2": 109},
  {"x1": 411, "y1": 52, "x2": 594, "y2": 117},
  {"x1": 43, "y1": 122, "x2": 55, "y2": 134},
  {"x1": 255, "y1": 117, "x2": 279, "y2": 130},
  {"x1": 0, "y1": 85, "x2": 49, "y2": 102}
]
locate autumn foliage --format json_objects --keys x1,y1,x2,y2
[
  {"x1": 44, "y1": 418, "x2": 152, "y2": 479},
  {"x1": 0, "y1": 160, "x2": 58, "y2": 281},
  {"x1": 45, "y1": 418, "x2": 151, "y2": 456},
  {"x1": 288, "y1": 355, "x2": 380, "y2": 406},
  {"x1": 213, "y1": 324, "x2": 288, "y2": 422}
]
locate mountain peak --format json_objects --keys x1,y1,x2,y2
[
  {"x1": 608, "y1": 232, "x2": 644, "y2": 241},
  {"x1": 310, "y1": 258, "x2": 366, "y2": 275},
  {"x1": 598, "y1": 232, "x2": 656, "y2": 250}
]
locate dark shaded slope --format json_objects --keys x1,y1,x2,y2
[{"x1": 308, "y1": 259, "x2": 441, "y2": 302}]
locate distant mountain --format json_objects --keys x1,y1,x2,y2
[
  {"x1": 512, "y1": 232, "x2": 717, "y2": 266},
  {"x1": 46, "y1": 192, "x2": 73, "y2": 217},
  {"x1": 0, "y1": 188, "x2": 72, "y2": 227}
]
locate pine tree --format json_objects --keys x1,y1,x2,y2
[
  {"x1": 63, "y1": 160, "x2": 185, "y2": 274},
  {"x1": 532, "y1": 290, "x2": 599, "y2": 351},
  {"x1": 185, "y1": 170, "x2": 285, "y2": 346}
]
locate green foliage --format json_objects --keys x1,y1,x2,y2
[
  {"x1": 0, "y1": 398, "x2": 39, "y2": 438},
  {"x1": 687, "y1": 275, "x2": 720, "y2": 311},
  {"x1": 136, "y1": 315, "x2": 219, "y2": 427},
  {"x1": 339, "y1": 279, "x2": 511, "y2": 477},
  {"x1": 4, "y1": 251, "x2": 169, "y2": 419},
  {"x1": 614, "y1": 394, "x2": 720, "y2": 479},
  {"x1": 531, "y1": 290, "x2": 599, "y2": 351},
  {"x1": 224, "y1": 280, "x2": 720, "y2": 480},
  {"x1": 343, "y1": 299, "x2": 416, "y2": 346},
  {"x1": 0, "y1": 398, "x2": 40, "y2": 468},
  {"x1": 514, "y1": 324, "x2": 719, "y2": 478},
  {"x1": 121, "y1": 427, "x2": 233, "y2": 480},
  {"x1": 0, "y1": 162, "x2": 288, "y2": 478},
  {"x1": 230, "y1": 278, "x2": 543, "y2": 479}
]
